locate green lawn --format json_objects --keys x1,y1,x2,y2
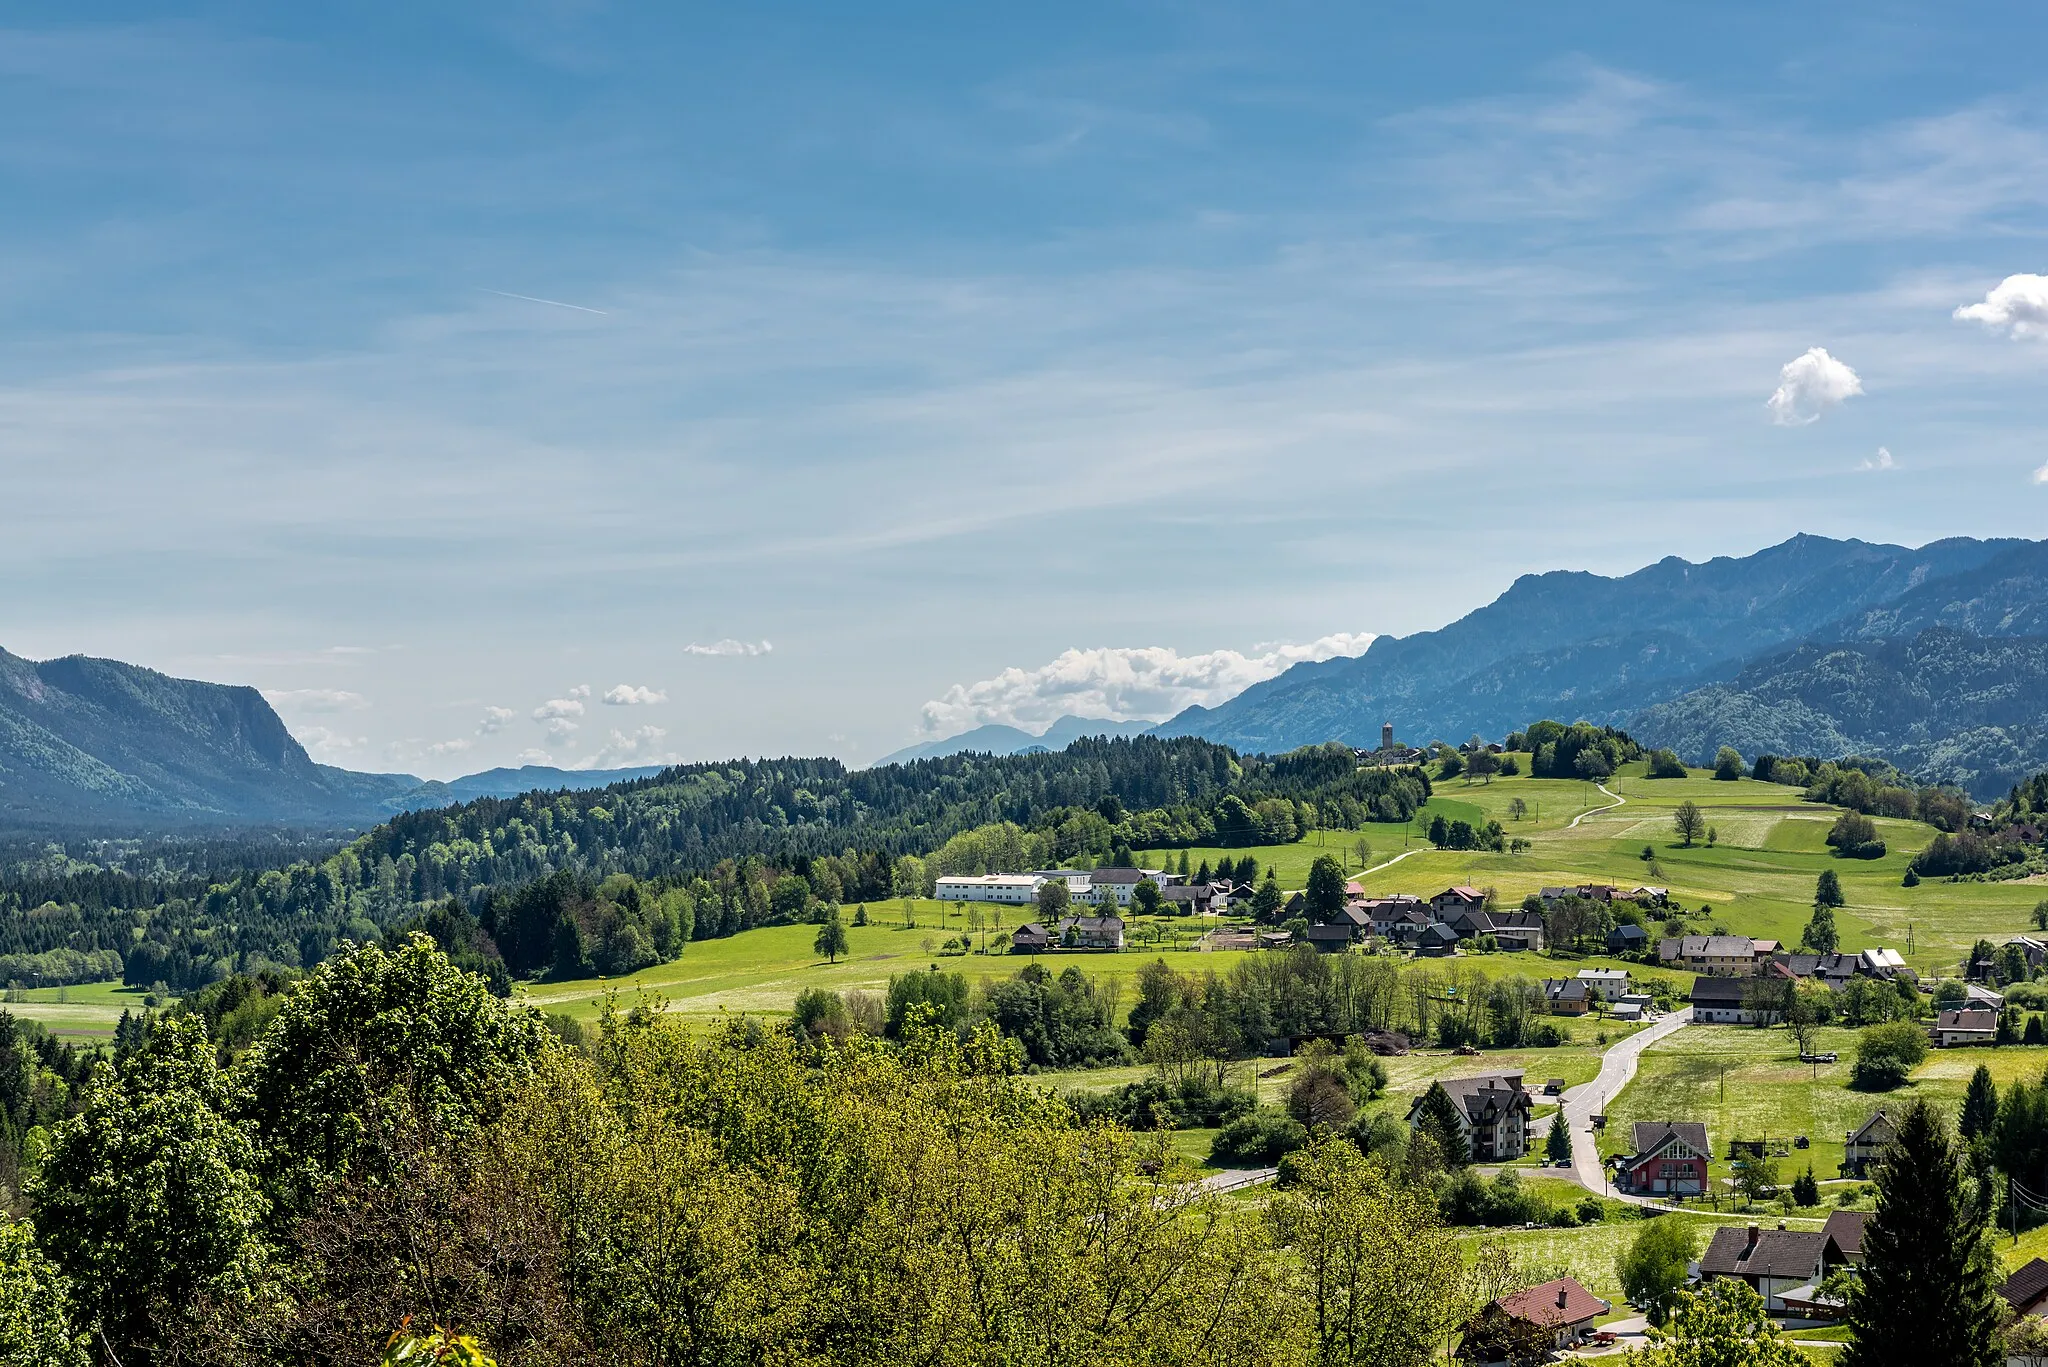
[
  {"x1": 2, "y1": 978, "x2": 149, "y2": 1038},
  {"x1": 1457, "y1": 1210, "x2": 1727, "y2": 1308}
]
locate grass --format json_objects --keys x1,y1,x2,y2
[
  {"x1": 2, "y1": 978, "x2": 149, "y2": 1038},
  {"x1": 1457, "y1": 1210, "x2": 1727, "y2": 1307}
]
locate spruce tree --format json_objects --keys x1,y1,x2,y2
[
  {"x1": 1816, "y1": 869, "x2": 1845, "y2": 908},
  {"x1": 1802, "y1": 903, "x2": 1839, "y2": 954},
  {"x1": 1414, "y1": 1081, "x2": 1470, "y2": 1168},
  {"x1": 1842, "y1": 1099, "x2": 2003, "y2": 1367},
  {"x1": 1961, "y1": 1066, "x2": 1998, "y2": 1141},
  {"x1": 1545, "y1": 1112, "x2": 1572, "y2": 1164}
]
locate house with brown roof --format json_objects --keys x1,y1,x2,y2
[
  {"x1": 1698, "y1": 1223, "x2": 1846, "y2": 1311},
  {"x1": 1663, "y1": 934, "x2": 1776, "y2": 975},
  {"x1": 1691, "y1": 975, "x2": 1779, "y2": 1024},
  {"x1": 2003, "y1": 1258, "x2": 2048, "y2": 1318},
  {"x1": 1460, "y1": 1276, "x2": 1610, "y2": 1354},
  {"x1": 1822, "y1": 1210, "x2": 1867, "y2": 1266},
  {"x1": 1430, "y1": 886, "x2": 1487, "y2": 917},
  {"x1": 1842, "y1": 1110, "x2": 1896, "y2": 1177},
  {"x1": 1303, "y1": 923, "x2": 1359, "y2": 954},
  {"x1": 1615, "y1": 1121, "x2": 1709, "y2": 1196},
  {"x1": 1543, "y1": 978, "x2": 1591, "y2": 1016},
  {"x1": 1405, "y1": 1073, "x2": 1532, "y2": 1161},
  {"x1": 1935, "y1": 1007, "x2": 1998, "y2": 1047},
  {"x1": 1488, "y1": 909, "x2": 1547, "y2": 952}
]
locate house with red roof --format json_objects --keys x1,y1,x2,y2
[{"x1": 1459, "y1": 1276, "x2": 1610, "y2": 1356}]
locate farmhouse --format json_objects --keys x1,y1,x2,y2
[
  {"x1": 1841, "y1": 1110, "x2": 1896, "y2": 1177},
  {"x1": 1417, "y1": 922, "x2": 1461, "y2": 956},
  {"x1": 1303, "y1": 923, "x2": 1359, "y2": 954},
  {"x1": 1690, "y1": 975, "x2": 1776, "y2": 1024},
  {"x1": 1661, "y1": 934, "x2": 1776, "y2": 975},
  {"x1": 1934, "y1": 1007, "x2": 1998, "y2": 1047},
  {"x1": 1009, "y1": 922, "x2": 1052, "y2": 953},
  {"x1": 1369, "y1": 902, "x2": 1432, "y2": 945},
  {"x1": 1430, "y1": 886, "x2": 1488, "y2": 917},
  {"x1": 1542, "y1": 978, "x2": 1591, "y2": 1016},
  {"x1": 1406, "y1": 1072, "x2": 1532, "y2": 1161},
  {"x1": 2003, "y1": 1259, "x2": 2048, "y2": 1318},
  {"x1": 1607, "y1": 923, "x2": 1651, "y2": 955},
  {"x1": 1053, "y1": 915, "x2": 1125, "y2": 950},
  {"x1": 1576, "y1": 968, "x2": 1630, "y2": 1001},
  {"x1": 1461, "y1": 1277, "x2": 1609, "y2": 1354},
  {"x1": 1487, "y1": 910, "x2": 1546, "y2": 952},
  {"x1": 1161, "y1": 884, "x2": 1219, "y2": 915},
  {"x1": 1614, "y1": 1121, "x2": 1709, "y2": 1196},
  {"x1": 1698, "y1": 1223, "x2": 1845, "y2": 1311},
  {"x1": 1822, "y1": 1211, "x2": 1867, "y2": 1267},
  {"x1": 1081, "y1": 868, "x2": 1170, "y2": 906}
]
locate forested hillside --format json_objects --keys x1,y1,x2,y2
[{"x1": 0, "y1": 737, "x2": 1430, "y2": 991}]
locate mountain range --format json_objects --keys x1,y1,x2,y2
[
  {"x1": 0, "y1": 648, "x2": 668, "y2": 830},
  {"x1": 1142, "y1": 534, "x2": 2048, "y2": 796},
  {"x1": 872, "y1": 714, "x2": 1158, "y2": 767}
]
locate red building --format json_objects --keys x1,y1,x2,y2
[{"x1": 1615, "y1": 1120, "x2": 1709, "y2": 1196}]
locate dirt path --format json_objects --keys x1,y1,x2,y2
[{"x1": 1567, "y1": 781, "x2": 1628, "y2": 829}]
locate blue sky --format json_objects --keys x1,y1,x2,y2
[{"x1": 5, "y1": 2, "x2": 2048, "y2": 777}]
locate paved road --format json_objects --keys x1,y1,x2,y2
[
  {"x1": 1560, "y1": 1006, "x2": 1692, "y2": 1202},
  {"x1": 1568, "y1": 781, "x2": 1628, "y2": 829},
  {"x1": 1200, "y1": 1166, "x2": 1277, "y2": 1194}
]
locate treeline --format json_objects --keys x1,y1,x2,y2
[
  {"x1": 2, "y1": 739, "x2": 1434, "y2": 993},
  {"x1": 1502, "y1": 720, "x2": 1642, "y2": 780}
]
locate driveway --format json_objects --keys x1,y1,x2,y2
[{"x1": 1560, "y1": 1007, "x2": 1691, "y2": 1202}]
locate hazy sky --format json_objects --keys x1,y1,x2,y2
[{"x1": 5, "y1": 3, "x2": 2048, "y2": 778}]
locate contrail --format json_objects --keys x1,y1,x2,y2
[{"x1": 476, "y1": 287, "x2": 608, "y2": 315}]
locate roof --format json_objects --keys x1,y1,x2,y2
[
  {"x1": 1435, "y1": 885, "x2": 1485, "y2": 903},
  {"x1": 1421, "y1": 922, "x2": 1460, "y2": 946},
  {"x1": 1161, "y1": 885, "x2": 1208, "y2": 901},
  {"x1": 1578, "y1": 969, "x2": 1630, "y2": 982},
  {"x1": 1699, "y1": 1226, "x2": 1835, "y2": 1280},
  {"x1": 1056, "y1": 915, "x2": 1124, "y2": 934},
  {"x1": 1544, "y1": 978, "x2": 1590, "y2": 1001},
  {"x1": 1086, "y1": 867, "x2": 1148, "y2": 884},
  {"x1": 1411, "y1": 1073, "x2": 1531, "y2": 1126},
  {"x1": 1628, "y1": 1121, "x2": 1708, "y2": 1161},
  {"x1": 2003, "y1": 1259, "x2": 2048, "y2": 1315},
  {"x1": 1490, "y1": 910, "x2": 1545, "y2": 931},
  {"x1": 1847, "y1": 1110, "x2": 1895, "y2": 1145},
  {"x1": 1690, "y1": 976, "x2": 1753, "y2": 1003},
  {"x1": 1610, "y1": 924, "x2": 1650, "y2": 942},
  {"x1": 1677, "y1": 934, "x2": 1761, "y2": 958},
  {"x1": 1304, "y1": 924, "x2": 1356, "y2": 944},
  {"x1": 1821, "y1": 1210, "x2": 1867, "y2": 1259},
  {"x1": 1493, "y1": 1277, "x2": 1607, "y2": 1329},
  {"x1": 1011, "y1": 922, "x2": 1049, "y2": 940},
  {"x1": 1937, "y1": 1008, "x2": 1997, "y2": 1032}
]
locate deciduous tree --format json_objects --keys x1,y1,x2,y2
[{"x1": 1672, "y1": 801, "x2": 1706, "y2": 847}]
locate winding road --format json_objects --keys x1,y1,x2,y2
[
  {"x1": 1559, "y1": 1006, "x2": 1691, "y2": 1202},
  {"x1": 1567, "y1": 780, "x2": 1628, "y2": 829}
]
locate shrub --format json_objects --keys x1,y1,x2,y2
[
  {"x1": 1851, "y1": 1021, "x2": 1928, "y2": 1090},
  {"x1": 1209, "y1": 1108, "x2": 1307, "y2": 1167},
  {"x1": 1647, "y1": 750, "x2": 1688, "y2": 779}
]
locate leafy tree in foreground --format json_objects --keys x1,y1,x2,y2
[
  {"x1": 1412, "y1": 1082, "x2": 1470, "y2": 1168},
  {"x1": 0, "y1": 1220, "x2": 88, "y2": 1367},
  {"x1": 813, "y1": 906, "x2": 849, "y2": 963},
  {"x1": 1254, "y1": 871, "x2": 1284, "y2": 920},
  {"x1": 1036, "y1": 877, "x2": 1071, "y2": 920},
  {"x1": 1802, "y1": 903, "x2": 1840, "y2": 954},
  {"x1": 1633, "y1": 1280, "x2": 1804, "y2": 1365},
  {"x1": 29, "y1": 1015, "x2": 273, "y2": 1363},
  {"x1": 1672, "y1": 800, "x2": 1706, "y2": 847},
  {"x1": 1615, "y1": 1217, "x2": 1701, "y2": 1327},
  {"x1": 1841, "y1": 1099, "x2": 2004, "y2": 1367}
]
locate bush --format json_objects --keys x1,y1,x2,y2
[
  {"x1": 1209, "y1": 1108, "x2": 1307, "y2": 1167},
  {"x1": 1842, "y1": 841, "x2": 1887, "y2": 861},
  {"x1": 1851, "y1": 1021, "x2": 1928, "y2": 1091},
  {"x1": 1647, "y1": 750, "x2": 1688, "y2": 779},
  {"x1": 1440, "y1": 1168, "x2": 1554, "y2": 1227}
]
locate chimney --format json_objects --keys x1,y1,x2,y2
[
  {"x1": 1745, "y1": 1224, "x2": 1760, "y2": 1253},
  {"x1": 1556, "y1": 1286, "x2": 1569, "y2": 1310}
]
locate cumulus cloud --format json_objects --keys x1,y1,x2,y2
[
  {"x1": 575, "y1": 725, "x2": 673, "y2": 769},
  {"x1": 918, "y1": 632, "x2": 1376, "y2": 736},
  {"x1": 541, "y1": 717, "x2": 580, "y2": 742},
  {"x1": 533, "y1": 697, "x2": 586, "y2": 720},
  {"x1": 2035, "y1": 461, "x2": 2048, "y2": 485},
  {"x1": 428, "y1": 737, "x2": 474, "y2": 757},
  {"x1": 603, "y1": 684, "x2": 668, "y2": 705},
  {"x1": 568, "y1": 684, "x2": 591, "y2": 697},
  {"x1": 297, "y1": 726, "x2": 368, "y2": 761},
  {"x1": 1858, "y1": 447, "x2": 1898, "y2": 471},
  {"x1": 1766, "y1": 347, "x2": 1863, "y2": 425},
  {"x1": 516, "y1": 748, "x2": 554, "y2": 765},
  {"x1": 1955, "y1": 274, "x2": 2048, "y2": 338},
  {"x1": 264, "y1": 688, "x2": 369, "y2": 713},
  {"x1": 685, "y1": 639, "x2": 773, "y2": 657},
  {"x1": 478, "y1": 705, "x2": 516, "y2": 734}
]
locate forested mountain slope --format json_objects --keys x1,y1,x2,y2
[{"x1": 0, "y1": 649, "x2": 420, "y2": 826}]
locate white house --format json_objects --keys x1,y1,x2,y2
[
  {"x1": 935, "y1": 874, "x2": 1041, "y2": 905},
  {"x1": 1576, "y1": 968, "x2": 1631, "y2": 1002}
]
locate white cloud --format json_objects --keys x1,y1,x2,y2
[
  {"x1": 1858, "y1": 447, "x2": 1898, "y2": 471},
  {"x1": 1765, "y1": 347, "x2": 1863, "y2": 425},
  {"x1": 575, "y1": 725, "x2": 674, "y2": 769},
  {"x1": 542, "y1": 717, "x2": 580, "y2": 741},
  {"x1": 263, "y1": 688, "x2": 370, "y2": 713},
  {"x1": 532, "y1": 697, "x2": 586, "y2": 720},
  {"x1": 297, "y1": 725, "x2": 369, "y2": 761},
  {"x1": 2035, "y1": 462, "x2": 2048, "y2": 485},
  {"x1": 478, "y1": 705, "x2": 516, "y2": 733},
  {"x1": 918, "y1": 632, "x2": 1376, "y2": 736},
  {"x1": 516, "y1": 748, "x2": 554, "y2": 765},
  {"x1": 685, "y1": 639, "x2": 773, "y2": 657},
  {"x1": 428, "y1": 737, "x2": 474, "y2": 756},
  {"x1": 603, "y1": 684, "x2": 668, "y2": 705},
  {"x1": 568, "y1": 683, "x2": 591, "y2": 697},
  {"x1": 1955, "y1": 274, "x2": 2048, "y2": 338}
]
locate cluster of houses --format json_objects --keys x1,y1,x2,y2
[
  {"x1": 936, "y1": 866, "x2": 1198, "y2": 909},
  {"x1": 1541, "y1": 968, "x2": 1657, "y2": 1021}
]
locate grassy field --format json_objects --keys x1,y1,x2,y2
[{"x1": 3, "y1": 978, "x2": 149, "y2": 1038}]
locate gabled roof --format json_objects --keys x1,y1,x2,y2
[
  {"x1": 1699, "y1": 1226, "x2": 1836, "y2": 1280},
  {"x1": 1821, "y1": 1210, "x2": 1867, "y2": 1260},
  {"x1": 1086, "y1": 867, "x2": 1148, "y2": 884},
  {"x1": 1493, "y1": 1277, "x2": 1607, "y2": 1329},
  {"x1": 1490, "y1": 910, "x2": 1545, "y2": 931},
  {"x1": 1435, "y1": 885, "x2": 1485, "y2": 904},
  {"x1": 1937, "y1": 1008, "x2": 1997, "y2": 1031},
  {"x1": 1421, "y1": 922, "x2": 1460, "y2": 946},
  {"x1": 1304, "y1": 924, "x2": 1356, "y2": 944},
  {"x1": 1578, "y1": 969, "x2": 1630, "y2": 982},
  {"x1": 1628, "y1": 1120, "x2": 1708, "y2": 1160},
  {"x1": 2003, "y1": 1258, "x2": 2048, "y2": 1315},
  {"x1": 1690, "y1": 976, "x2": 1753, "y2": 1003},
  {"x1": 1408, "y1": 1073, "x2": 1531, "y2": 1126},
  {"x1": 1610, "y1": 924, "x2": 1650, "y2": 943},
  {"x1": 1847, "y1": 1110, "x2": 1894, "y2": 1145},
  {"x1": 1544, "y1": 978, "x2": 1590, "y2": 1002}
]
